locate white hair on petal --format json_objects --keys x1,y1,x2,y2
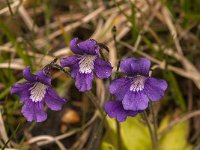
[
  {"x1": 29, "y1": 82, "x2": 47, "y2": 102},
  {"x1": 130, "y1": 76, "x2": 146, "y2": 92},
  {"x1": 79, "y1": 55, "x2": 96, "y2": 74}
]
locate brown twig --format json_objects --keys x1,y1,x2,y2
[
  {"x1": 28, "y1": 111, "x2": 98, "y2": 146},
  {"x1": 159, "y1": 110, "x2": 200, "y2": 136}
]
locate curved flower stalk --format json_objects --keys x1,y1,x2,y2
[
  {"x1": 11, "y1": 67, "x2": 66, "y2": 122},
  {"x1": 105, "y1": 57, "x2": 168, "y2": 122},
  {"x1": 61, "y1": 37, "x2": 113, "y2": 92}
]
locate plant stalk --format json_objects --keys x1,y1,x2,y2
[{"x1": 142, "y1": 111, "x2": 157, "y2": 150}]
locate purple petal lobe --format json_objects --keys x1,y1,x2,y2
[
  {"x1": 11, "y1": 82, "x2": 31, "y2": 102},
  {"x1": 60, "y1": 56, "x2": 79, "y2": 67},
  {"x1": 70, "y1": 37, "x2": 83, "y2": 54},
  {"x1": 94, "y1": 57, "x2": 112, "y2": 79},
  {"x1": 36, "y1": 70, "x2": 51, "y2": 86},
  {"x1": 23, "y1": 67, "x2": 37, "y2": 82},
  {"x1": 104, "y1": 100, "x2": 138, "y2": 122},
  {"x1": 78, "y1": 39, "x2": 100, "y2": 55},
  {"x1": 109, "y1": 78, "x2": 132, "y2": 100},
  {"x1": 44, "y1": 88, "x2": 66, "y2": 111},
  {"x1": 70, "y1": 64, "x2": 80, "y2": 78},
  {"x1": 120, "y1": 58, "x2": 151, "y2": 76},
  {"x1": 21, "y1": 101, "x2": 47, "y2": 122},
  {"x1": 60, "y1": 56, "x2": 80, "y2": 78},
  {"x1": 144, "y1": 77, "x2": 168, "y2": 101},
  {"x1": 75, "y1": 72, "x2": 93, "y2": 92},
  {"x1": 122, "y1": 91, "x2": 149, "y2": 111}
]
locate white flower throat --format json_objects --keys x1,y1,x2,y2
[
  {"x1": 130, "y1": 76, "x2": 146, "y2": 92},
  {"x1": 79, "y1": 55, "x2": 96, "y2": 74},
  {"x1": 30, "y1": 82, "x2": 47, "y2": 102}
]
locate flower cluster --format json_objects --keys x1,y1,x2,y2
[
  {"x1": 11, "y1": 37, "x2": 167, "y2": 122},
  {"x1": 104, "y1": 58, "x2": 168, "y2": 122}
]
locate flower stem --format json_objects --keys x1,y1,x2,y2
[
  {"x1": 116, "y1": 120, "x2": 121, "y2": 150},
  {"x1": 142, "y1": 111, "x2": 157, "y2": 150},
  {"x1": 86, "y1": 114, "x2": 106, "y2": 150},
  {"x1": 85, "y1": 91, "x2": 105, "y2": 117},
  {"x1": 150, "y1": 101, "x2": 158, "y2": 149}
]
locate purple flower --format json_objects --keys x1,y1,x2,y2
[
  {"x1": 11, "y1": 67, "x2": 66, "y2": 122},
  {"x1": 109, "y1": 57, "x2": 168, "y2": 111},
  {"x1": 104, "y1": 100, "x2": 140, "y2": 122},
  {"x1": 60, "y1": 38, "x2": 112, "y2": 92}
]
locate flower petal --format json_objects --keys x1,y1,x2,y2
[
  {"x1": 60, "y1": 56, "x2": 80, "y2": 78},
  {"x1": 78, "y1": 39, "x2": 100, "y2": 55},
  {"x1": 75, "y1": 72, "x2": 93, "y2": 92},
  {"x1": 60, "y1": 56, "x2": 80, "y2": 68},
  {"x1": 23, "y1": 67, "x2": 51, "y2": 86},
  {"x1": 144, "y1": 77, "x2": 168, "y2": 101},
  {"x1": 94, "y1": 57, "x2": 112, "y2": 79},
  {"x1": 120, "y1": 58, "x2": 151, "y2": 76},
  {"x1": 36, "y1": 70, "x2": 51, "y2": 86},
  {"x1": 23, "y1": 67, "x2": 37, "y2": 82},
  {"x1": 44, "y1": 88, "x2": 66, "y2": 111},
  {"x1": 70, "y1": 64, "x2": 80, "y2": 78},
  {"x1": 109, "y1": 78, "x2": 132, "y2": 100},
  {"x1": 122, "y1": 91, "x2": 149, "y2": 111},
  {"x1": 21, "y1": 101, "x2": 47, "y2": 122},
  {"x1": 11, "y1": 82, "x2": 31, "y2": 103},
  {"x1": 70, "y1": 37, "x2": 83, "y2": 54},
  {"x1": 104, "y1": 100, "x2": 138, "y2": 122}
]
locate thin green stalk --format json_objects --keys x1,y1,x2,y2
[
  {"x1": 142, "y1": 111, "x2": 157, "y2": 150},
  {"x1": 150, "y1": 101, "x2": 158, "y2": 149},
  {"x1": 85, "y1": 91, "x2": 105, "y2": 117},
  {"x1": 5, "y1": 0, "x2": 14, "y2": 16},
  {"x1": 112, "y1": 25, "x2": 122, "y2": 150},
  {"x1": 116, "y1": 120, "x2": 121, "y2": 150},
  {"x1": 2, "y1": 123, "x2": 21, "y2": 150},
  {"x1": 86, "y1": 114, "x2": 106, "y2": 150}
]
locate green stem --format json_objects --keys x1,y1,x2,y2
[
  {"x1": 2, "y1": 123, "x2": 21, "y2": 149},
  {"x1": 150, "y1": 102, "x2": 158, "y2": 149},
  {"x1": 6, "y1": 0, "x2": 14, "y2": 16},
  {"x1": 85, "y1": 91, "x2": 105, "y2": 117},
  {"x1": 142, "y1": 111, "x2": 157, "y2": 150},
  {"x1": 116, "y1": 120, "x2": 121, "y2": 150},
  {"x1": 86, "y1": 114, "x2": 106, "y2": 150}
]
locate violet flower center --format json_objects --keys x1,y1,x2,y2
[
  {"x1": 130, "y1": 75, "x2": 146, "y2": 92},
  {"x1": 29, "y1": 82, "x2": 47, "y2": 102},
  {"x1": 79, "y1": 55, "x2": 96, "y2": 74}
]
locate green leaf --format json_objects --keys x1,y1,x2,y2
[
  {"x1": 159, "y1": 115, "x2": 192, "y2": 150},
  {"x1": 163, "y1": 71, "x2": 186, "y2": 111},
  {"x1": 129, "y1": 3, "x2": 139, "y2": 43},
  {"x1": 101, "y1": 116, "x2": 152, "y2": 150}
]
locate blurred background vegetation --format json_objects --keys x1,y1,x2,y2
[{"x1": 0, "y1": 0, "x2": 200, "y2": 149}]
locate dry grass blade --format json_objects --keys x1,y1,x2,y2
[
  {"x1": 0, "y1": 0, "x2": 20, "y2": 15},
  {"x1": 18, "y1": 5, "x2": 39, "y2": 32},
  {"x1": 27, "y1": 135, "x2": 67, "y2": 150},
  {"x1": 0, "y1": 110, "x2": 10, "y2": 148},
  {"x1": 153, "y1": 44, "x2": 200, "y2": 89},
  {"x1": 160, "y1": 110, "x2": 200, "y2": 136},
  {"x1": 120, "y1": 41, "x2": 200, "y2": 86},
  {"x1": 28, "y1": 111, "x2": 98, "y2": 146},
  {"x1": 161, "y1": 6, "x2": 183, "y2": 55}
]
